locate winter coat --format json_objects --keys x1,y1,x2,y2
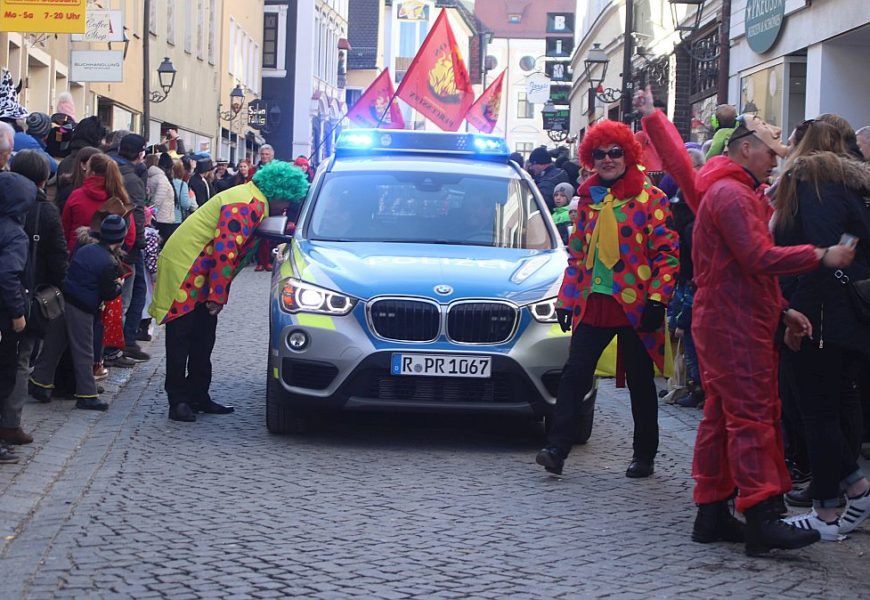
[
  {"x1": 0, "y1": 172, "x2": 38, "y2": 330},
  {"x1": 63, "y1": 234, "x2": 123, "y2": 314},
  {"x1": 691, "y1": 156, "x2": 819, "y2": 384},
  {"x1": 774, "y1": 153, "x2": 870, "y2": 354},
  {"x1": 62, "y1": 176, "x2": 136, "y2": 255},
  {"x1": 551, "y1": 205, "x2": 571, "y2": 245},
  {"x1": 12, "y1": 132, "x2": 58, "y2": 175},
  {"x1": 108, "y1": 152, "x2": 147, "y2": 260},
  {"x1": 556, "y1": 165, "x2": 679, "y2": 371},
  {"x1": 23, "y1": 188, "x2": 68, "y2": 290},
  {"x1": 150, "y1": 181, "x2": 269, "y2": 324},
  {"x1": 171, "y1": 179, "x2": 192, "y2": 223},
  {"x1": 188, "y1": 173, "x2": 211, "y2": 207},
  {"x1": 147, "y1": 165, "x2": 176, "y2": 225},
  {"x1": 534, "y1": 164, "x2": 569, "y2": 211}
]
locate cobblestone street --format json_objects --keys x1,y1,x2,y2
[{"x1": 1, "y1": 268, "x2": 869, "y2": 599}]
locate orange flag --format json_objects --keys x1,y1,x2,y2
[
  {"x1": 347, "y1": 69, "x2": 406, "y2": 129},
  {"x1": 464, "y1": 70, "x2": 505, "y2": 134},
  {"x1": 395, "y1": 9, "x2": 475, "y2": 132}
]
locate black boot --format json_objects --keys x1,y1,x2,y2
[
  {"x1": 692, "y1": 501, "x2": 745, "y2": 543},
  {"x1": 743, "y1": 498, "x2": 820, "y2": 556}
]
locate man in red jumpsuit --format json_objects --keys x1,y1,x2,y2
[{"x1": 689, "y1": 115, "x2": 855, "y2": 556}]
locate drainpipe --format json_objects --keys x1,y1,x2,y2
[
  {"x1": 621, "y1": 0, "x2": 635, "y2": 123},
  {"x1": 143, "y1": 0, "x2": 151, "y2": 140},
  {"x1": 717, "y1": 0, "x2": 731, "y2": 104}
]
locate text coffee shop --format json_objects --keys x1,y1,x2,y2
[{"x1": 729, "y1": 0, "x2": 870, "y2": 140}]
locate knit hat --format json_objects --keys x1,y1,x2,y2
[
  {"x1": 55, "y1": 92, "x2": 77, "y2": 121},
  {"x1": 0, "y1": 69, "x2": 27, "y2": 120},
  {"x1": 25, "y1": 112, "x2": 52, "y2": 138},
  {"x1": 119, "y1": 133, "x2": 147, "y2": 157},
  {"x1": 71, "y1": 116, "x2": 108, "y2": 148},
  {"x1": 554, "y1": 182, "x2": 575, "y2": 198},
  {"x1": 100, "y1": 214, "x2": 128, "y2": 244},
  {"x1": 528, "y1": 146, "x2": 552, "y2": 165}
]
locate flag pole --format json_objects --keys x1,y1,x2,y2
[
  {"x1": 374, "y1": 88, "x2": 401, "y2": 129},
  {"x1": 308, "y1": 113, "x2": 349, "y2": 163}
]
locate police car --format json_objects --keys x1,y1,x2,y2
[{"x1": 257, "y1": 130, "x2": 596, "y2": 438}]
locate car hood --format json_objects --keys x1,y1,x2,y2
[{"x1": 288, "y1": 240, "x2": 566, "y2": 304}]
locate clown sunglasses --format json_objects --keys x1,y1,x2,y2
[{"x1": 592, "y1": 147, "x2": 625, "y2": 160}]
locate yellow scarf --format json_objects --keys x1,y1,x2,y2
[{"x1": 585, "y1": 191, "x2": 628, "y2": 270}]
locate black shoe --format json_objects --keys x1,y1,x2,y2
[
  {"x1": 785, "y1": 485, "x2": 845, "y2": 508},
  {"x1": 169, "y1": 403, "x2": 196, "y2": 422},
  {"x1": 123, "y1": 344, "x2": 151, "y2": 362},
  {"x1": 28, "y1": 379, "x2": 52, "y2": 403},
  {"x1": 75, "y1": 397, "x2": 109, "y2": 411},
  {"x1": 535, "y1": 447, "x2": 565, "y2": 475},
  {"x1": 104, "y1": 354, "x2": 137, "y2": 368},
  {"x1": 771, "y1": 494, "x2": 788, "y2": 517},
  {"x1": 626, "y1": 457, "x2": 654, "y2": 478},
  {"x1": 676, "y1": 389, "x2": 704, "y2": 408},
  {"x1": 135, "y1": 330, "x2": 152, "y2": 342},
  {"x1": 786, "y1": 460, "x2": 811, "y2": 485},
  {"x1": 692, "y1": 501, "x2": 745, "y2": 543},
  {"x1": 743, "y1": 498, "x2": 821, "y2": 556},
  {"x1": 194, "y1": 400, "x2": 235, "y2": 415}
]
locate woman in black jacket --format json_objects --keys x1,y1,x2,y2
[
  {"x1": 1, "y1": 151, "x2": 67, "y2": 445},
  {"x1": 773, "y1": 120, "x2": 870, "y2": 539}
]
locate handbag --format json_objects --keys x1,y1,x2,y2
[
  {"x1": 834, "y1": 269, "x2": 870, "y2": 323},
  {"x1": 25, "y1": 202, "x2": 65, "y2": 337}
]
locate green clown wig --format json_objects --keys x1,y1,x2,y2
[{"x1": 252, "y1": 160, "x2": 310, "y2": 202}]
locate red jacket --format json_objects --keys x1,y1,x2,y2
[{"x1": 61, "y1": 176, "x2": 136, "y2": 255}]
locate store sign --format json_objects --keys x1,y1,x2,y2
[
  {"x1": 745, "y1": 0, "x2": 786, "y2": 54},
  {"x1": 0, "y1": 0, "x2": 86, "y2": 34},
  {"x1": 248, "y1": 100, "x2": 268, "y2": 129},
  {"x1": 546, "y1": 37, "x2": 574, "y2": 58},
  {"x1": 72, "y1": 10, "x2": 125, "y2": 42},
  {"x1": 397, "y1": 1, "x2": 429, "y2": 21},
  {"x1": 549, "y1": 85, "x2": 572, "y2": 105},
  {"x1": 70, "y1": 50, "x2": 124, "y2": 82},
  {"x1": 545, "y1": 61, "x2": 572, "y2": 82},
  {"x1": 546, "y1": 13, "x2": 575, "y2": 35},
  {"x1": 542, "y1": 108, "x2": 570, "y2": 131},
  {"x1": 525, "y1": 73, "x2": 551, "y2": 104}
]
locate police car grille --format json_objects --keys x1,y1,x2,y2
[
  {"x1": 372, "y1": 373, "x2": 514, "y2": 403},
  {"x1": 369, "y1": 299, "x2": 440, "y2": 342},
  {"x1": 447, "y1": 303, "x2": 517, "y2": 344}
]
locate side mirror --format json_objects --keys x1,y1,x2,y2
[{"x1": 255, "y1": 216, "x2": 293, "y2": 243}]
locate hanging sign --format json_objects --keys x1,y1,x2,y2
[
  {"x1": 0, "y1": 0, "x2": 87, "y2": 34},
  {"x1": 545, "y1": 37, "x2": 574, "y2": 58},
  {"x1": 542, "y1": 108, "x2": 570, "y2": 131},
  {"x1": 546, "y1": 13, "x2": 575, "y2": 35},
  {"x1": 545, "y1": 61, "x2": 572, "y2": 82},
  {"x1": 72, "y1": 10, "x2": 125, "y2": 42},
  {"x1": 745, "y1": 0, "x2": 786, "y2": 54},
  {"x1": 70, "y1": 50, "x2": 124, "y2": 82},
  {"x1": 549, "y1": 85, "x2": 572, "y2": 105},
  {"x1": 525, "y1": 73, "x2": 551, "y2": 104}
]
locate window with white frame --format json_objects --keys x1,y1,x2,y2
[
  {"x1": 262, "y1": 4, "x2": 288, "y2": 78},
  {"x1": 184, "y1": 0, "x2": 192, "y2": 53},
  {"x1": 149, "y1": 0, "x2": 157, "y2": 34},
  {"x1": 167, "y1": 0, "x2": 176, "y2": 45},
  {"x1": 517, "y1": 92, "x2": 534, "y2": 118},
  {"x1": 263, "y1": 12, "x2": 278, "y2": 69},
  {"x1": 196, "y1": 0, "x2": 204, "y2": 59},
  {"x1": 208, "y1": 0, "x2": 216, "y2": 64}
]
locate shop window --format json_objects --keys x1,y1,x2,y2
[
  {"x1": 263, "y1": 13, "x2": 279, "y2": 69},
  {"x1": 740, "y1": 63, "x2": 784, "y2": 130},
  {"x1": 690, "y1": 95, "x2": 717, "y2": 144}
]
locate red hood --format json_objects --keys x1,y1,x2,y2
[
  {"x1": 578, "y1": 164, "x2": 646, "y2": 202},
  {"x1": 79, "y1": 176, "x2": 110, "y2": 204},
  {"x1": 696, "y1": 156, "x2": 756, "y2": 197}
]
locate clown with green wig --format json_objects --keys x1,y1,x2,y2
[{"x1": 149, "y1": 160, "x2": 309, "y2": 422}]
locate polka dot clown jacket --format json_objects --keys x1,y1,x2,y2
[
  {"x1": 556, "y1": 166, "x2": 679, "y2": 371},
  {"x1": 149, "y1": 181, "x2": 268, "y2": 324}
]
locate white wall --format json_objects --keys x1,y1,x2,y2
[{"x1": 806, "y1": 39, "x2": 870, "y2": 127}]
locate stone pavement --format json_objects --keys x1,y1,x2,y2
[{"x1": 1, "y1": 268, "x2": 869, "y2": 599}]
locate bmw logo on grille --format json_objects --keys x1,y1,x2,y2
[{"x1": 434, "y1": 284, "x2": 453, "y2": 295}]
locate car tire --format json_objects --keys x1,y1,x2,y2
[{"x1": 266, "y1": 373, "x2": 310, "y2": 434}]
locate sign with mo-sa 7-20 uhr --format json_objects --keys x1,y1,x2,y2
[{"x1": 0, "y1": 0, "x2": 87, "y2": 34}]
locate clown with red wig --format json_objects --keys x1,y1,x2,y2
[{"x1": 536, "y1": 119, "x2": 679, "y2": 479}]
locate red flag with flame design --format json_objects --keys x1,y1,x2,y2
[
  {"x1": 464, "y1": 70, "x2": 505, "y2": 134},
  {"x1": 346, "y1": 68, "x2": 406, "y2": 129},
  {"x1": 395, "y1": 9, "x2": 475, "y2": 132}
]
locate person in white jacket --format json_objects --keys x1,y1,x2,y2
[{"x1": 146, "y1": 153, "x2": 178, "y2": 241}]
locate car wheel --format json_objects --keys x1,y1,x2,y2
[{"x1": 266, "y1": 373, "x2": 310, "y2": 434}]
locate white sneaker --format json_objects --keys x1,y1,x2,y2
[
  {"x1": 784, "y1": 510, "x2": 845, "y2": 541},
  {"x1": 839, "y1": 490, "x2": 870, "y2": 534}
]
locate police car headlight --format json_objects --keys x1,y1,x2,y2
[
  {"x1": 529, "y1": 298, "x2": 558, "y2": 323},
  {"x1": 280, "y1": 278, "x2": 357, "y2": 315}
]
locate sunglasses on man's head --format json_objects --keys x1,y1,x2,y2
[{"x1": 592, "y1": 147, "x2": 624, "y2": 160}]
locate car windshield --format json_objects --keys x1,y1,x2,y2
[{"x1": 306, "y1": 171, "x2": 554, "y2": 249}]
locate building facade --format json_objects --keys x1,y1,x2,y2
[{"x1": 262, "y1": 0, "x2": 349, "y2": 164}]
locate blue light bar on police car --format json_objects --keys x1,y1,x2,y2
[{"x1": 336, "y1": 129, "x2": 510, "y2": 160}]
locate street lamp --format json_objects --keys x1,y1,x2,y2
[
  {"x1": 150, "y1": 57, "x2": 177, "y2": 103},
  {"x1": 584, "y1": 43, "x2": 623, "y2": 104},
  {"x1": 669, "y1": 0, "x2": 720, "y2": 62},
  {"x1": 218, "y1": 84, "x2": 247, "y2": 122}
]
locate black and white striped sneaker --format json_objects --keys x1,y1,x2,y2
[
  {"x1": 784, "y1": 510, "x2": 844, "y2": 541},
  {"x1": 839, "y1": 489, "x2": 870, "y2": 534}
]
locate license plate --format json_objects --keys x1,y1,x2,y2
[{"x1": 391, "y1": 354, "x2": 492, "y2": 378}]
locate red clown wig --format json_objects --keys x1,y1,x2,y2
[{"x1": 579, "y1": 119, "x2": 643, "y2": 170}]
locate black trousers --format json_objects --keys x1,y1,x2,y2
[
  {"x1": 548, "y1": 323, "x2": 658, "y2": 460},
  {"x1": 164, "y1": 303, "x2": 217, "y2": 408},
  {"x1": 792, "y1": 341, "x2": 864, "y2": 506}
]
